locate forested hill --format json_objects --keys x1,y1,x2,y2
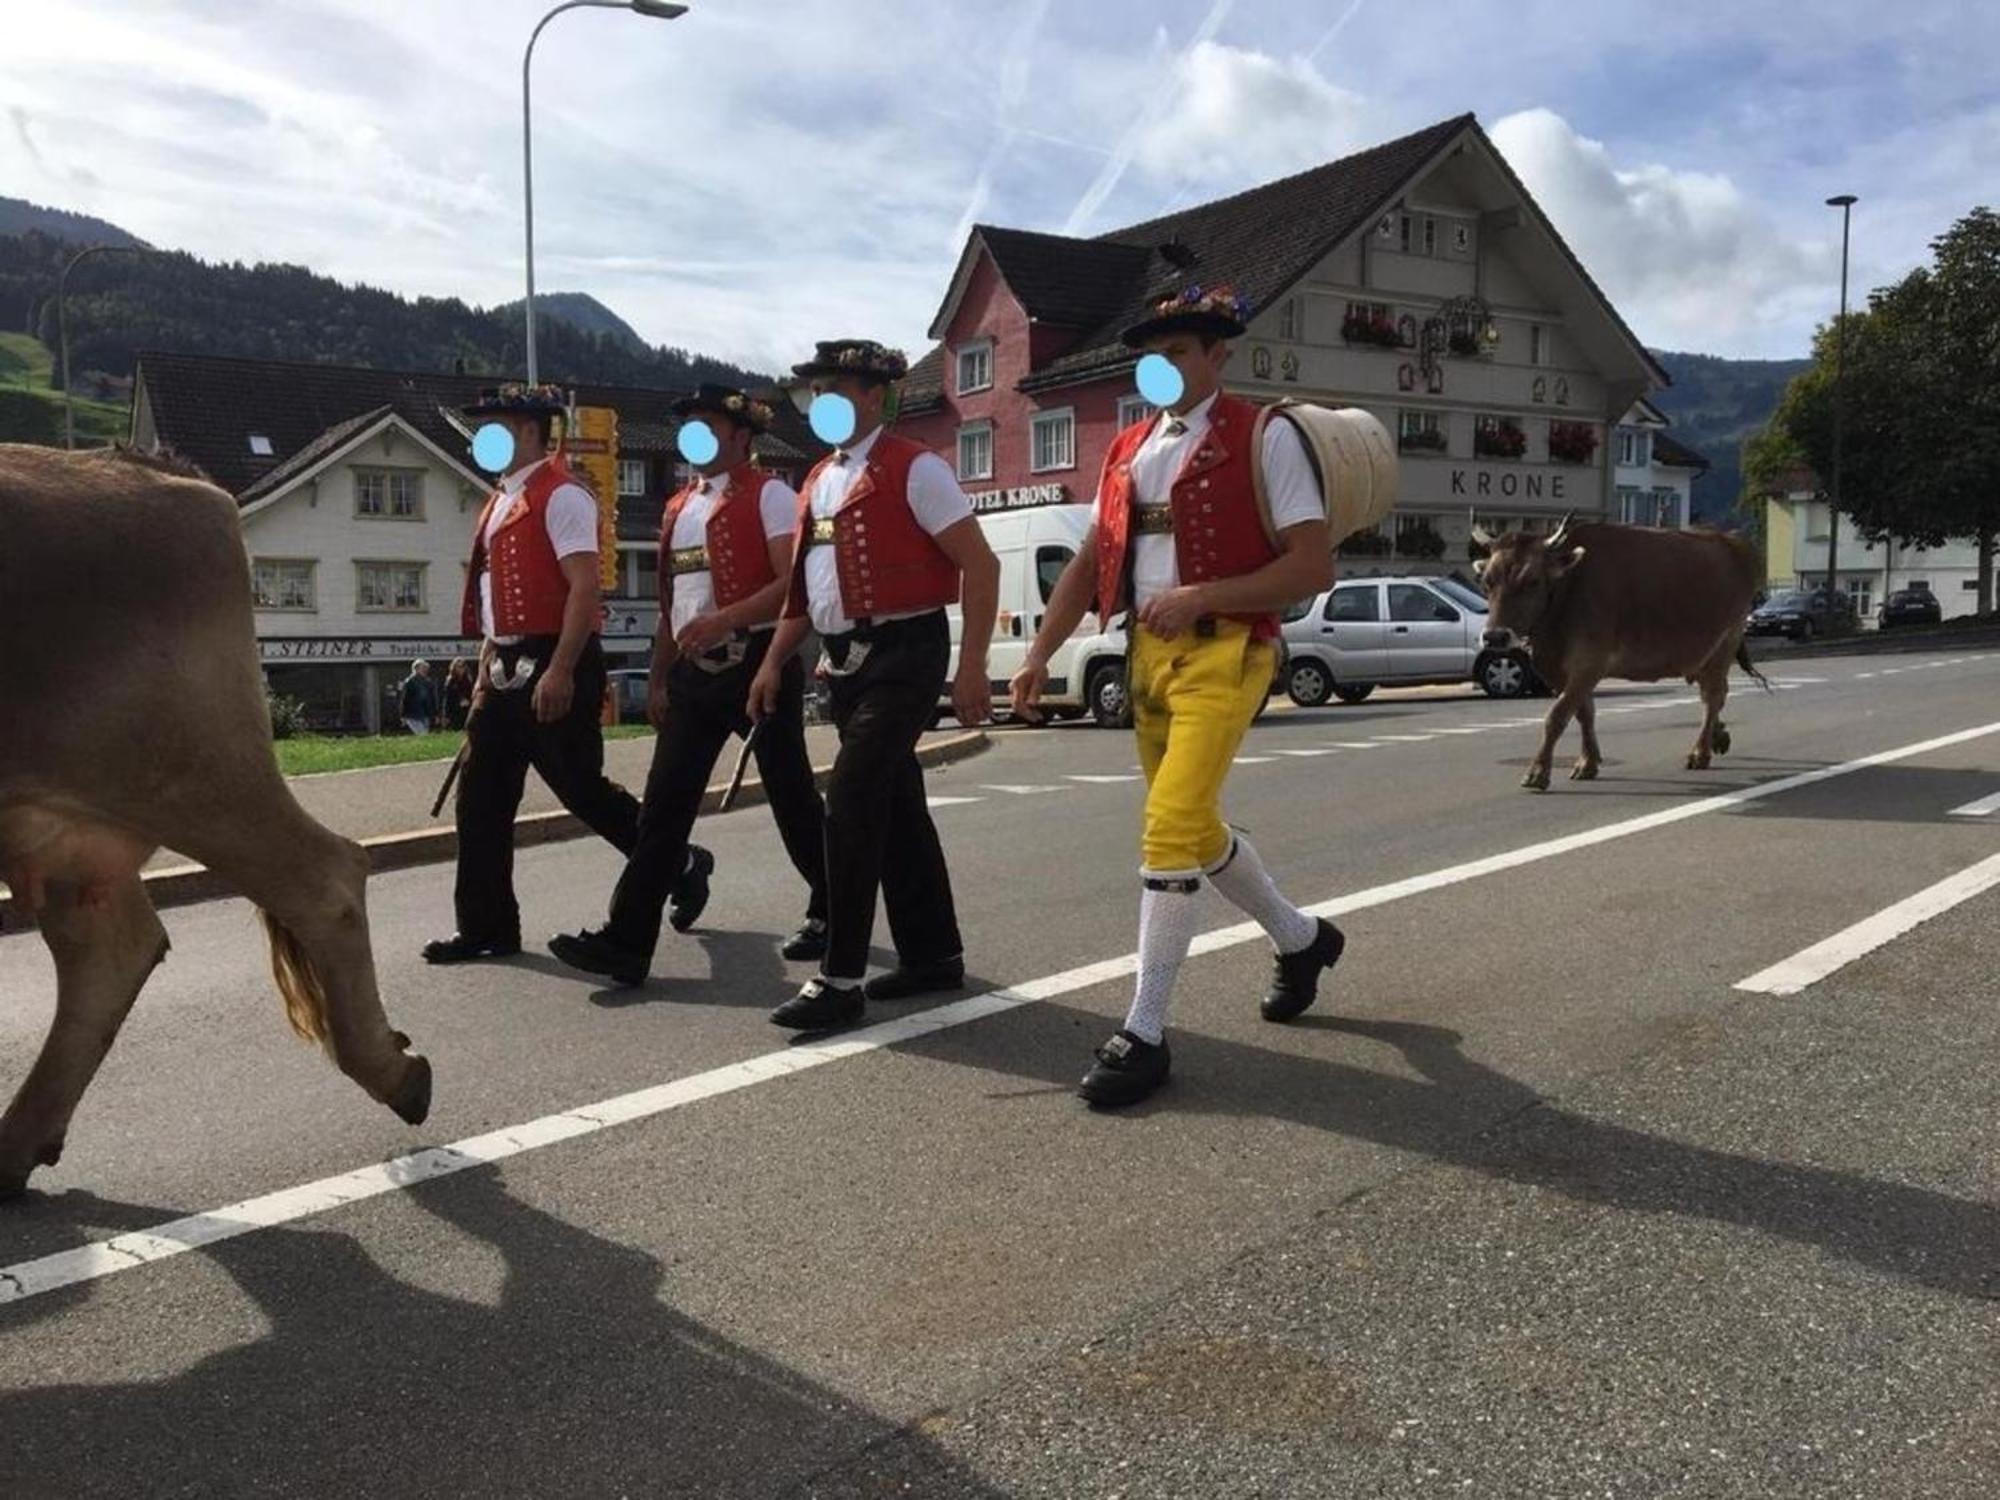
[{"x1": 1649, "y1": 349, "x2": 1811, "y2": 523}]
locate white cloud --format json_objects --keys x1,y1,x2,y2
[
  {"x1": 1131, "y1": 40, "x2": 1367, "y2": 193},
  {"x1": 1490, "y1": 108, "x2": 1835, "y2": 356}
]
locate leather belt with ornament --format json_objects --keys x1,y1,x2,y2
[
  {"x1": 668, "y1": 545, "x2": 710, "y2": 576},
  {"x1": 1133, "y1": 507, "x2": 1175, "y2": 536},
  {"x1": 806, "y1": 517, "x2": 838, "y2": 547}
]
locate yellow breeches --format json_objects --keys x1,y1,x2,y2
[{"x1": 1130, "y1": 622, "x2": 1277, "y2": 873}]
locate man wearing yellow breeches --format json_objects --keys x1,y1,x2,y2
[{"x1": 1012, "y1": 282, "x2": 1346, "y2": 1107}]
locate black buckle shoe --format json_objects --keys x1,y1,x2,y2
[
  {"x1": 1078, "y1": 1029, "x2": 1171, "y2": 1108},
  {"x1": 863, "y1": 958, "x2": 965, "y2": 1002},
  {"x1": 770, "y1": 977, "x2": 865, "y2": 1032},
  {"x1": 548, "y1": 927, "x2": 649, "y2": 987},
  {"x1": 422, "y1": 932, "x2": 521, "y2": 965},
  {"x1": 1261, "y1": 919, "x2": 1346, "y2": 1023},
  {"x1": 780, "y1": 918, "x2": 829, "y2": 962},
  {"x1": 668, "y1": 845, "x2": 715, "y2": 933}
]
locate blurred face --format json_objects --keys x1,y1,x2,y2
[
  {"x1": 1142, "y1": 331, "x2": 1230, "y2": 412},
  {"x1": 692, "y1": 413, "x2": 755, "y2": 476},
  {"x1": 813, "y1": 374, "x2": 888, "y2": 435}
]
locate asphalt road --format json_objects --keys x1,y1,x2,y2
[{"x1": 3, "y1": 647, "x2": 1997, "y2": 1498}]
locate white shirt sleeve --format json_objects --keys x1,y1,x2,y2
[
  {"x1": 906, "y1": 451, "x2": 975, "y2": 537},
  {"x1": 1261, "y1": 416, "x2": 1326, "y2": 532},
  {"x1": 542, "y1": 483, "x2": 601, "y2": 559},
  {"x1": 758, "y1": 479, "x2": 800, "y2": 540}
]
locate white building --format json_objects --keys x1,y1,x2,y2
[
  {"x1": 1610, "y1": 398, "x2": 1708, "y2": 530},
  {"x1": 1763, "y1": 481, "x2": 1984, "y2": 621}
]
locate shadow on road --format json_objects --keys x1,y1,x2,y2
[{"x1": 0, "y1": 1173, "x2": 1011, "y2": 1499}]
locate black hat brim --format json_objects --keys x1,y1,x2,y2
[
  {"x1": 790, "y1": 358, "x2": 899, "y2": 385},
  {"x1": 460, "y1": 395, "x2": 566, "y2": 419},
  {"x1": 1119, "y1": 309, "x2": 1246, "y2": 348},
  {"x1": 670, "y1": 395, "x2": 769, "y2": 432}
]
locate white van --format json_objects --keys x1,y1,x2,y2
[{"x1": 945, "y1": 504, "x2": 1131, "y2": 725}]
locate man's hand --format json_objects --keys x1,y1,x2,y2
[
  {"x1": 532, "y1": 662, "x2": 574, "y2": 724},
  {"x1": 952, "y1": 658, "x2": 991, "y2": 728},
  {"x1": 746, "y1": 664, "x2": 783, "y2": 724},
  {"x1": 1137, "y1": 584, "x2": 1211, "y2": 639},
  {"x1": 1008, "y1": 658, "x2": 1049, "y2": 723},
  {"x1": 646, "y1": 679, "x2": 671, "y2": 730},
  {"x1": 676, "y1": 612, "x2": 732, "y2": 656}
]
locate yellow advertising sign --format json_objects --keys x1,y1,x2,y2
[{"x1": 563, "y1": 404, "x2": 622, "y2": 593}]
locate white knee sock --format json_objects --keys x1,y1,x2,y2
[
  {"x1": 1206, "y1": 833, "x2": 1316, "y2": 955},
  {"x1": 1121, "y1": 874, "x2": 1203, "y2": 1044}
]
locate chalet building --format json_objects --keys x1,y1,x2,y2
[
  {"x1": 1612, "y1": 397, "x2": 1710, "y2": 530},
  {"x1": 896, "y1": 114, "x2": 1675, "y2": 574},
  {"x1": 129, "y1": 351, "x2": 816, "y2": 729}
]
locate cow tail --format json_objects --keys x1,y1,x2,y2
[
  {"x1": 261, "y1": 909, "x2": 331, "y2": 1044},
  {"x1": 1736, "y1": 640, "x2": 1773, "y2": 692}
]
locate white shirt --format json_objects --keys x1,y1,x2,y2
[
  {"x1": 666, "y1": 473, "x2": 799, "y2": 639},
  {"x1": 480, "y1": 457, "x2": 600, "y2": 642},
  {"x1": 802, "y1": 424, "x2": 972, "y2": 638},
  {"x1": 1128, "y1": 392, "x2": 1324, "y2": 609}
]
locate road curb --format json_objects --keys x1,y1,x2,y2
[
  {"x1": 131, "y1": 729, "x2": 992, "y2": 912},
  {"x1": 1751, "y1": 623, "x2": 2000, "y2": 658}
]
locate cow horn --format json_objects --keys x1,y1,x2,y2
[
  {"x1": 1544, "y1": 510, "x2": 1576, "y2": 550},
  {"x1": 1468, "y1": 510, "x2": 1496, "y2": 548}
]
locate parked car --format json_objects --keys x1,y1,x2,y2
[
  {"x1": 1746, "y1": 588, "x2": 1858, "y2": 641},
  {"x1": 1279, "y1": 574, "x2": 1541, "y2": 705},
  {"x1": 1877, "y1": 587, "x2": 1942, "y2": 629},
  {"x1": 945, "y1": 503, "x2": 1283, "y2": 728}
]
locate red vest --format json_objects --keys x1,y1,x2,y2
[
  {"x1": 460, "y1": 455, "x2": 595, "y2": 639},
  {"x1": 783, "y1": 432, "x2": 960, "y2": 624},
  {"x1": 661, "y1": 463, "x2": 783, "y2": 612},
  {"x1": 1093, "y1": 394, "x2": 1280, "y2": 638}
]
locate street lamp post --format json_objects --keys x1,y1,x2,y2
[
  {"x1": 58, "y1": 242, "x2": 140, "y2": 449},
  {"x1": 522, "y1": 0, "x2": 687, "y2": 386},
  {"x1": 1824, "y1": 194, "x2": 1857, "y2": 607}
]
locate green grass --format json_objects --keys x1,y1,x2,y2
[
  {"x1": 275, "y1": 725, "x2": 655, "y2": 777},
  {"x1": 0, "y1": 331, "x2": 126, "y2": 446}
]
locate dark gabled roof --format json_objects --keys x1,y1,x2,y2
[
  {"x1": 134, "y1": 350, "x2": 823, "y2": 502},
  {"x1": 1652, "y1": 431, "x2": 1710, "y2": 472},
  {"x1": 897, "y1": 346, "x2": 948, "y2": 419},
  {"x1": 977, "y1": 228, "x2": 1158, "y2": 329},
  {"x1": 1019, "y1": 115, "x2": 1477, "y2": 392}
]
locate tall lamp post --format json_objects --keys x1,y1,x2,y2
[
  {"x1": 522, "y1": 0, "x2": 687, "y2": 386},
  {"x1": 58, "y1": 242, "x2": 141, "y2": 449},
  {"x1": 1823, "y1": 193, "x2": 1857, "y2": 606}
]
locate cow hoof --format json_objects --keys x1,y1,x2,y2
[
  {"x1": 1521, "y1": 769, "x2": 1552, "y2": 792},
  {"x1": 1570, "y1": 761, "x2": 1600, "y2": 781},
  {"x1": 1686, "y1": 752, "x2": 1712, "y2": 771},
  {"x1": 1714, "y1": 728, "x2": 1733, "y2": 756},
  {"x1": 389, "y1": 1054, "x2": 433, "y2": 1126},
  {"x1": 0, "y1": 1173, "x2": 26, "y2": 1204}
]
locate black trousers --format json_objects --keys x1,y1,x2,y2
[
  {"x1": 454, "y1": 636, "x2": 639, "y2": 941},
  {"x1": 606, "y1": 632, "x2": 827, "y2": 955},
  {"x1": 822, "y1": 610, "x2": 962, "y2": 981}
]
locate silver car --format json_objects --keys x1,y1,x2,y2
[{"x1": 1279, "y1": 575, "x2": 1542, "y2": 705}]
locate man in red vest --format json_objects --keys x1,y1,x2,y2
[
  {"x1": 746, "y1": 339, "x2": 999, "y2": 1032},
  {"x1": 1011, "y1": 285, "x2": 1345, "y2": 1107},
  {"x1": 424, "y1": 385, "x2": 649, "y2": 964},
  {"x1": 548, "y1": 385, "x2": 828, "y2": 985}
]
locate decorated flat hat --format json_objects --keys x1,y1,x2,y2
[
  {"x1": 790, "y1": 338, "x2": 909, "y2": 384},
  {"x1": 672, "y1": 382, "x2": 775, "y2": 433},
  {"x1": 1120, "y1": 283, "x2": 1253, "y2": 347},
  {"x1": 460, "y1": 382, "x2": 568, "y2": 418}
]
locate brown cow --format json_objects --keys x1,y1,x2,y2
[
  {"x1": 0, "y1": 445, "x2": 431, "y2": 1198},
  {"x1": 1471, "y1": 513, "x2": 1768, "y2": 791}
]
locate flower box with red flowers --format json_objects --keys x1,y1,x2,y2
[
  {"x1": 1474, "y1": 419, "x2": 1527, "y2": 460},
  {"x1": 1547, "y1": 421, "x2": 1599, "y2": 465}
]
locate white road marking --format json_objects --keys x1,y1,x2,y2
[
  {"x1": 1328, "y1": 741, "x2": 1380, "y2": 749},
  {"x1": 1273, "y1": 749, "x2": 1337, "y2": 757},
  {"x1": 1233, "y1": 755, "x2": 1276, "y2": 764},
  {"x1": 1855, "y1": 672, "x2": 1877, "y2": 680},
  {"x1": 1734, "y1": 851, "x2": 2000, "y2": 996},
  {"x1": 1373, "y1": 734, "x2": 1436, "y2": 743},
  {"x1": 1065, "y1": 774, "x2": 1142, "y2": 784},
  {"x1": 1947, "y1": 789, "x2": 2000, "y2": 818},
  {"x1": 1432, "y1": 727, "x2": 1492, "y2": 737},
  {"x1": 926, "y1": 796, "x2": 981, "y2": 809},
  {"x1": 978, "y1": 784, "x2": 1069, "y2": 795},
  {"x1": 6, "y1": 716, "x2": 1998, "y2": 1307}
]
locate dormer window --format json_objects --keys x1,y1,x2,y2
[
  {"x1": 248, "y1": 434, "x2": 274, "y2": 456},
  {"x1": 955, "y1": 340, "x2": 994, "y2": 396}
]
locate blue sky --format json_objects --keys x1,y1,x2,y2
[{"x1": 6, "y1": 0, "x2": 1994, "y2": 371}]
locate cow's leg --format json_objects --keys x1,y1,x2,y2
[
  {"x1": 174, "y1": 792, "x2": 430, "y2": 1126},
  {"x1": 1570, "y1": 692, "x2": 1603, "y2": 781},
  {"x1": 1526, "y1": 682, "x2": 1590, "y2": 791},
  {"x1": 0, "y1": 876, "x2": 166, "y2": 1198},
  {"x1": 1688, "y1": 654, "x2": 1732, "y2": 771}
]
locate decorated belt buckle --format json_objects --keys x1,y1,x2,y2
[
  {"x1": 670, "y1": 545, "x2": 709, "y2": 576},
  {"x1": 1135, "y1": 507, "x2": 1175, "y2": 536},
  {"x1": 808, "y1": 517, "x2": 838, "y2": 547}
]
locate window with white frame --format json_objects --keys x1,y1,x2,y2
[
  {"x1": 1118, "y1": 395, "x2": 1157, "y2": 430},
  {"x1": 618, "y1": 458, "x2": 647, "y2": 497},
  {"x1": 955, "y1": 341, "x2": 993, "y2": 396},
  {"x1": 1397, "y1": 409, "x2": 1446, "y2": 454},
  {"x1": 1652, "y1": 487, "x2": 1679, "y2": 527},
  {"x1": 956, "y1": 422, "x2": 994, "y2": 482},
  {"x1": 1616, "y1": 428, "x2": 1641, "y2": 467},
  {"x1": 356, "y1": 561, "x2": 426, "y2": 612},
  {"x1": 1615, "y1": 487, "x2": 1649, "y2": 525},
  {"x1": 1030, "y1": 409, "x2": 1075, "y2": 473},
  {"x1": 251, "y1": 558, "x2": 316, "y2": 611},
  {"x1": 355, "y1": 468, "x2": 424, "y2": 519}
]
